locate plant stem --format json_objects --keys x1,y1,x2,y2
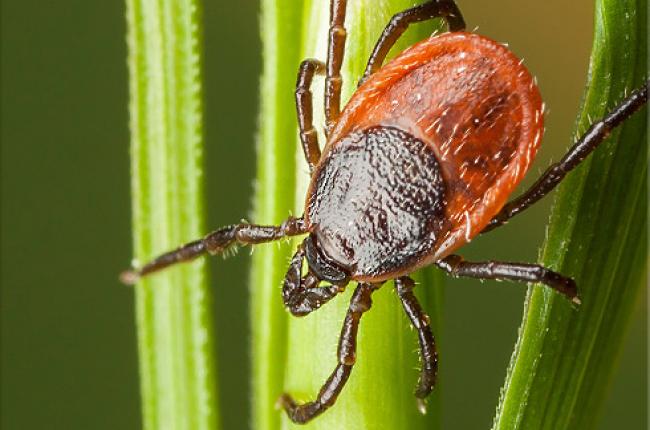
[
  {"x1": 250, "y1": 1, "x2": 304, "y2": 429},
  {"x1": 126, "y1": 0, "x2": 219, "y2": 428},
  {"x1": 492, "y1": 0, "x2": 647, "y2": 428},
  {"x1": 252, "y1": 1, "x2": 445, "y2": 429}
]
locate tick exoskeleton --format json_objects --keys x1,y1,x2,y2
[{"x1": 122, "y1": 0, "x2": 649, "y2": 424}]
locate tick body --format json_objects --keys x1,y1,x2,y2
[
  {"x1": 307, "y1": 32, "x2": 543, "y2": 282},
  {"x1": 123, "y1": 0, "x2": 649, "y2": 424}
]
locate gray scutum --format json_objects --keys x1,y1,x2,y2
[{"x1": 308, "y1": 126, "x2": 446, "y2": 277}]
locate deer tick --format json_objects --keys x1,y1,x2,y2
[{"x1": 122, "y1": 0, "x2": 649, "y2": 424}]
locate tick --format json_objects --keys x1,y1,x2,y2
[{"x1": 122, "y1": 0, "x2": 649, "y2": 424}]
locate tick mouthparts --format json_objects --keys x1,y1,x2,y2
[{"x1": 119, "y1": 269, "x2": 140, "y2": 285}]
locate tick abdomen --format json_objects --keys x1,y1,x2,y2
[{"x1": 306, "y1": 126, "x2": 446, "y2": 280}]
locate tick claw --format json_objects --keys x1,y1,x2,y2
[
  {"x1": 416, "y1": 398, "x2": 427, "y2": 415},
  {"x1": 120, "y1": 270, "x2": 140, "y2": 285},
  {"x1": 276, "y1": 393, "x2": 295, "y2": 411}
]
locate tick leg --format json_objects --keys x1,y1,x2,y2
[
  {"x1": 282, "y1": 243, "x2": 345, "y2": 316},
  {"x1": 324, "y1": 0, "x2": 348, "y2": 135},
  {"x1": 120, "y1": 216, "x2": 307, "y2": 284},
  {"x1": 395, "y1": 277, "x2": 438, "y2": 412},
  {"x1": 279, "y1": 283, "x2": 376, "y2": 424},
  {"x1": 296, "y1": 59, "x2": 325, "y2": 172},
  {"x1": 483, "y1": 80, "x2": 649, "y2": 233},
  {"x1": 436, "y1": 255, "x2": 580, "y2": 304},
  {"x1": 360, "y1": 0, "x2": 466, "y2": 85}
]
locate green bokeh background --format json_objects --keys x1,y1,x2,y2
[{"x1": 1, "y1": 1, "x2": 646, "y2": 429}]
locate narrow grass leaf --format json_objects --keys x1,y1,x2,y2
[
  {"x1": 492, "y1": 0, "x2": 647, "y2": 428},
  {"x1": 125, "y1": 0, "x2": 219, "y2": 428},
  {"x1": 251, "y1": 1, "x2": 304, "y2": 429},
  {"x1": 254, "y1": 1, "x2": 447, "y2": 429}
]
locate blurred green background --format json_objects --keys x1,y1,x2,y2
[{"x1": 1, "y1": 0, "x2": 646, "y2": 429}]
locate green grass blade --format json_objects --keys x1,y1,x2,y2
[
  {"x1": 251, "y1": 1, "x2": 445, "y2": 429},
  {"x1": 250, "y1": 0, "x2": 304, "y2": 429},
  {"x1": 492, "y1": 0, "x2": 647, "y2": 428},
  {"x1": 125, "y1": 1, "x2": 219, "y2": 428}
]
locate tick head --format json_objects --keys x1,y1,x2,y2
[{"x1": 304, "y1": 234, "x2": 350, "y2": 286}]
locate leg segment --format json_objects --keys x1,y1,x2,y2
[
  {"x1": 120, "y1": 216, "x2": 307, "y2": 284},
  {"x1": 279, "y1": 283, "x2": 376, "y2": 424},
  {"x1": 395, "y1": 277, "x2": 438, "y2": 411},
  {"x1": 324, "y1": 0, "x2": 348, "y2": 135},
  {"x1": 296, "y1": 59, "x2": 325, "y2": 172},
  {"x1": 282, "y1": 242, "x2": 345, "y2": 316},
  {"x1": 484, "y1": 80, "x2": 649, "y2": 233},
  {"x1": 436, "y1": 255, "x2": 580, "y2": 304},
  {"x1": 360, "y1": 0, "x2": 466, "y2": 85}
]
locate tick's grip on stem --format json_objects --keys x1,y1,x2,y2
[{"x1": 278, "y1": 283, "x2": 375, "y2": 424}]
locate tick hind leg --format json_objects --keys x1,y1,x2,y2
[
  {"x1": 395, "y1": 277, "x2": 438, "y2": 413},
  {"x1": 360, "y1": 0, "x2": 466, "y2": 85},
  {"x1": 483, "y1": 79, "x2": 649, "y2": 233},
  {"x1": 120, "y1": 216, "x2": 307, "y2": 284},
  {"x1": 279, "y1": 283, "x2": 376, "y2": 424},
  {"x1": 282, "y1": 241, "x2": 346, "y2": 316},
  {"x1": 436, "y1": 255, "x2": 580, "y2": 304}
]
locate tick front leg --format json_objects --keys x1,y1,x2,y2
[
  {"x1": 395, "y1": 276, "x2": 438, "y2": 413},
  {"x1": 296, "y1": 59, "x2": 325, "y2": 172},
  {"x1": 483, "y1": 80, "x2": 649, "y2": 233},
  {"x1": 121, "y1": 216, "x2": 307, "y2": 284},
  {"x1": 282, "y1": 243, "x2": 345, "y2": 316},
  {"x1": 360, "y1": 0, "x2": 466, "y2": 85},
  {"x1": 278, "y1": 283, "x2": 376, "y2": 424},
  {"x1": 436, "y1": 255, "x2": 580, "y2": 304}
]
